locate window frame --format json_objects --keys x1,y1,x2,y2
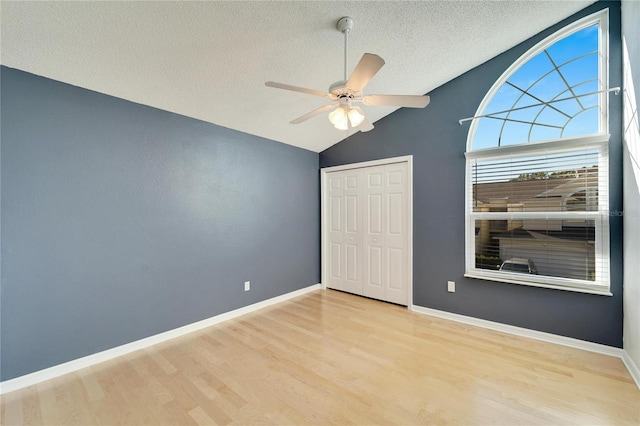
[{"x1": 464, "y1": 10, "x2": 611, "y2": 296}]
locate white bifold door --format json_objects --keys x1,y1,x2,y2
[{"x1": 323, "y1": 160, "x2": 411, "y2": 306}]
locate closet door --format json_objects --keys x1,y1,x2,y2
[
  {"x1": 323, "y1": 158, "x2": 410, "y2": 306},
  {"x1": 383, "y1": 162, "x2": 409, "y2": 305},
  {"x1": 326, "y1": 173, "x2": 345, "y2": 291},
  {"x1": 362, "y1": 163, "x2": 409, "y2": 305},
  {"x1": 325, "y1": 169, "x2": 363, "y2": 295},
  {"x1": 362, "y1": 166, "x2": 386, "y2": 301},
  {"x1": 342, "y1": 168, "x2": 364, "y2": 295}
]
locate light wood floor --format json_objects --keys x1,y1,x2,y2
[{"x1": 2, "y1": 289, "x2": 639, "y2": 425}]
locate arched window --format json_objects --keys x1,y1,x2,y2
[{"x1": 465, "y1": 10, "x2": 611, "y2": 294}]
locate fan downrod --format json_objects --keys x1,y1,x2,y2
[{"x1": 332, "y1": 17, "x2": 355, "y2": 96}]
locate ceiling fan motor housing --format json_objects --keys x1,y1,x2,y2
[{"x1": 329, "y1": 80, "x2": 358, "y2": 100}]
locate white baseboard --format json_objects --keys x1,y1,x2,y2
[
  {"x1": 411, "y1": 305, "x2": 623, "y2": 357},
  {"x1": 0, "y1": 284, "x2": 321, "y2": 395},
  {"x1": 622, "y1": 350, "x2": 640, "y2": 390},
  {"x1": 412, "y1": 305, "x2": 640, "y2": 391}
]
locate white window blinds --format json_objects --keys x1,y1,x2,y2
[{"x1": 467, "y1": 145, "x2": 609, "y2": 292}]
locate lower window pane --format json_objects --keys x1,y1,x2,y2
[{"x1": 474, "y1": 219, "x2": 596, "y2": 281}]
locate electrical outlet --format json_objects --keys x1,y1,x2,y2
[
  {"x1": 244, "y1": 281, "x2": 250, "y2": 292},
  {"x1": 447, "y1": 281, "x2": 455, "y2": 292}
]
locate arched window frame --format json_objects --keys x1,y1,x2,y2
[
  {"x1": 468, "y1": 10, "x2": 610, "y2": 149},
  {"x1": 464, "y1": 9, "x2": 611, "y2": 295}
]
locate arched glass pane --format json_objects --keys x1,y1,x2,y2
[
  {"x1": 551, "y1": 98, "x2": 582, "y2": 116},
  {"x1": 528, "y1": 72, "x2": 566, "y2": 100},
  {"x1": 500, "y1": 121, "x2": 530, "y2": 146},
  {"x1": 474, "y1": 117, "x2": 503, "y2": 150},
  {"x1": 561, "y1": 54, "x2": 598, "y2": 86},
  {"x1": 573, "y1": 80, "x2": 599, "y2": 108},
  {"x1": 508, "y1": 105, "x2": 543, "y2": 123},
  {"x1": 563, "y1": 108, "x2": 599, "y2": 137},
  {"x1": 470, "y1": 22, "x2": 601, "y2": 150},
  {"x1": 482, "y1": 85, "x2": 521, "y2": 116},
  {"x1": 536, "y1": 107, "x2": 570, "y2": 129},
  {"x1": 506, "y1": 52, "x2": 554, "y2": 89},
  {"x1": 529, "y1": 123, "x2": 561, "y2": 141},
  {"x1": 546, "y1": 24, "x2": 598, "y2": 65}
]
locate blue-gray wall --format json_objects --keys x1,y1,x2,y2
[
  {"x1": 0, "y1": 67, "x2": 320, "y2": 381},
  {"x1": 321, "y1": 1, "x2": 624, "y2": 347}
]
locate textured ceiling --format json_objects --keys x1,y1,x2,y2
[{"x1": 1, "y1": 1, "x2": 595, "y2": 153}]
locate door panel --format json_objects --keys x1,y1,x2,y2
[
  {"x1": 345, "y1": 195, "x2": 358, "y2": 233},
  {"x1": 387, "y1": 193, "x2": 403, "y2": 235},
  {"x1": 368, "y1": 170, "x2": 383, "y2": 187},
  {"x1": 387, "y1": 170, "x2": 403, "y2": 185},
  {"x1": 345, "y1": 174, "x2": 358, "y2": 190},
  {"x1": 388, "y1": 247, "x2": 404, "y2": 290},
  {"x1": 330, "y1": 175, "x2": 342, "y2": 190},
  {"x1": 368, "y1": 194, "x2": 383, "y2": 234},
  {"x1": 368, "y1": 246, "x2": 383, "y2": 287},
  {"x1": 330, "y1": 196, "x2": 342, "y2": 232},
  {"x1": 346, "y1": 244, "x2": 359, "y2": 282},
  {"x1": 330, "y1": 243, "x2": 341, "y2": 280}
]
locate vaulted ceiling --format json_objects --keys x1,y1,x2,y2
[{"x1": 1, "y1": 1, "x2": 595, "y2": 152}]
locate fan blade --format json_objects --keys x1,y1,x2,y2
[
  {"x1": 290, "y1": 104, "x2": 336, "y2": 124},
  {"x1": 346, "y1": 53, "x2": 385, "y2": 92},
  {"x1": 363, "y1": 94, "x2": 430, "y2": 108},
  {"x1": 359, "y1": 117, "x2": 374, "y2": 132},
  {"x1": 265, "y1": 81, "x2": 334, "y2": 99}
]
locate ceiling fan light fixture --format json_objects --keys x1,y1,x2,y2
[
  {"x1": 329, "y1": 106, "x2": 365, "y2": 130},
  {"x1": 265, "y1": 16, "x2": 430, "y2": 134}
]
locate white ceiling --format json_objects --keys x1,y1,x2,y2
[{"x1": 1, "y1": 1, "x2": 595, "y2": 153}]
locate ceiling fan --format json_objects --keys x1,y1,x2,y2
[{"x1": 265, "y1": 16, "x2": 430, "y2": 132}]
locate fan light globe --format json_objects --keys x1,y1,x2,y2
[
  {"x1": 328, "y1": 107, "x2": 349, "y2": 130},
  {"x1": 348, "y1": 108, "x2": 365, "y2": 127}
]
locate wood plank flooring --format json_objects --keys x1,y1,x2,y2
[{"x1": 1, "y1": 289, "x2": 639, "y2": 425}]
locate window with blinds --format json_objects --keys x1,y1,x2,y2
[
  {"x1": 464, "y1": 10, "x2": 611, "y2": 295},
  {"x1": 468, "y1": 145, "x2": 609, "y2": 291}
]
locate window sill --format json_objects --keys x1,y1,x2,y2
[{"x1": 464, "y1": 272, "x2": 612, "y2": 296}]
